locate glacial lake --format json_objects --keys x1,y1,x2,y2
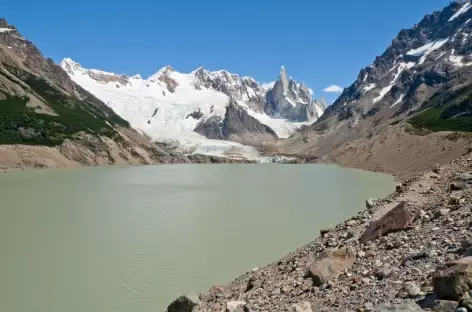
[{"x1": 0, "y1": 164, "x2": 395, "y2": 312}]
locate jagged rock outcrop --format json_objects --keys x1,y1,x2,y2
[
  {"x1": 266, "y1": 66, "x2": 325, "y2": 122},
  {"x1": 194, "y1": 100, "x2": 278, "y2": 143}
]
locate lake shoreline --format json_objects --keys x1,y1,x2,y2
[{"x1": 168, "y1": 153, "x2": 472, "y2": 312}]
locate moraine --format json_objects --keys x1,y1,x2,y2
[{"x1": 0, "y1": 164, "x2": 395, "y2": 312}]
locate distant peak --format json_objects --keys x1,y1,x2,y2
[
  {"x1": 60, "y1": 58, "x2": 82, "y2": 75},
  {"x1": 149, "y1": 65, "x2": 175, "y2": 80},
  {"x1": 131, "y1": 74, "x2": 142, "y2": 80},
  {"x1": 280, "y1": 65, "x2": 287, "y2": 77}
]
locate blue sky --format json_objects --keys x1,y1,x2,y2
[{"x1": 4, "y1": 0, "x2": 450, "y2": 103}]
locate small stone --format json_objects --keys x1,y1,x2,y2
[
  {"x1": 366, "y1": 250, "x2": 377, "y2": 258},
  {"x1": 451, "y1": 182, "x2": 465, "y2": 191},
  {"x1": 398, "y1": 282, "x2": 423, "y2": 298},
  {"x1": 167, "y1": 293, "x2": 201, "y2": 312},
  {"x1": 226, "y1": 301, "x2": 246, "y2": 312},
  {"x1": 418, "y1": 210, "x2": 427, "y2": 219},
  {"x1": 290, "y1": 301, "x2": 312, "y2": 312},
  {"x1": 366, "y1": 198, "x2": 378, "y2": 209},
  {"x1": 462, "y1": 298, "x2": 472, "y2": 311},
  {"x1": 449, "y1": 196, "x2": 461, "y2": 206},
  {"x1": 396, "y1": 184, "x2": 405, "y2": 193},
  {"x1": 365, "y1": 302, "x2": 374, "y2": 310},
  {"x1": 435, "y1": 209, "x2": 451, "y2": 218},
  {"x1": 346, "y1": 220, "x2": 356, "y2": 226},
  {"x1": 431, "y1": 299, "x2": 458, "y2": 312},
  {"x1": 361, "y1": 277, "x2": 371, "y2": 284}
]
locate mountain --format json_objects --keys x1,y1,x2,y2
[
  {"x1": 0, "y1": 18, "x2": 221, "y2": 170},
  {"x1": 60, "y1": 58, "x2": 325, "y2": 150},
  {"x1": 279, "y1": 0, "x2": 472, "y2": 176}
]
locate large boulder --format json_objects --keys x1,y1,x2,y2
[
  {"x1": 360, "y1": 202, "x2": 413, "y2": 244},
  {"x1": 167, "y1": 293, "x2": 201, "y2": 312},
  {"x1": 431, "y1": 300, "x2": 458, "y2": 312},
  {"x1": 371, "y1": 302, "x2": 423, "y2": 311},
  {"x1": 451, "y1": 172, "x2": 472, "y2": 191},
  {"x1": 433, "y1": 257, "x2": 472, "y2": 300},
  {"x1": 308, "y1": 247, "x2": 356, "y2": 286}
]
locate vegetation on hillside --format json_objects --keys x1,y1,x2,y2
[
  {"x1": 0, "y1": 74, "x2": 129, "y2": 146},
  {"x1": 408, "y1": 84, "x2": 472, "y2": 132}
]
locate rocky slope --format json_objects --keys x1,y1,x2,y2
[
  {"x1": 0, "y1": 18, "x2": 246, "y2": 171},
  {"x1": 167, "y1": 152, "x2": 472, "y2": 312},
  {"x1": 60, "y1": 58, "x2": 325, "y2": 152},
  {"x1": 278, "y1": 1, "x2": 472, "y2": 175}
]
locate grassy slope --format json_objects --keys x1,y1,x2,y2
[
  {"x1": 408, "y1": 84, "x2": 472, "y2": 132},
  {"x1": 0, "y1": 74, "x2": 129, "y2": 146}
]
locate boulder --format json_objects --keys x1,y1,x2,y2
[
  {"x1": 308, "y1": 247, "x2": 356, "y2": 286},
  {"x1": 433, "y1": 257, "x2": 472, "y2": 300},
  {"x1": 225, "y1": 301, "x2": 246, "y2": 312},
  {"x1": 451, "y1": 172, "x2": 472, "y2": 191},
  {"x1": 430, "y1": 300, "x2": 458, "y2": 312},
  {"x1": 167, "y1": 292, "x2": 201, "y2": 312},
  {"x1": 290, "y1": 301, "x2": 313, "y2": 312},
  {"x1": 371, "y1": 302, "x2": 423, "y2": 311},
  {"x1": 360, "y1": 202, "x2": 413, "y2": 244},
  {"x1": 366, "y1": 198, "x2": 379, "y2": 209},
  {"x1": 397, "y1": 282, "x2": 424, "y2": 298}
]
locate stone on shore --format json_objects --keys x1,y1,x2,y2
[
  {"x1": 433, "y1": 257, "x2": 472, "y2": 300},
  {"x1": 371, "y1": 301, "x2": 423, "y2": 311},
  {"x1": 360, "y1": 202, "x2": 413, "y2": 244},
  {"x1": 167, "y1": 292, "x2": 201, "y2": 312},
  {"x1": 366, "y1": 198, "x2": 378, "y2": 209},
  {"x1": 308, "y1": 247, "x2": 356, "y2": 286},
  {"x1": 225, "y1": 301, "x2": 246, "y2": 312}
]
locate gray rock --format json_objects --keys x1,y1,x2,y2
[
  {"x1": 226, "y1": 301, "x2": 246, "y2": 312},
  {"x1": 433, "y1": 257, "x2": 472, "y2": 300},
  {"x1": 366, "y1": 198, "x2": 378, "y2": 209},
  {"x1": 397, "y1": 282, "x2": 423, "y2": 298},
  {"x1": 462, "y1": 298, "x2": 472, "y2": 311},
  {"x1": 290, "y1": 301, "x2": 312, "y2": 312},
  {"x1": 308, "y1": 247, "x2": 356, "y2": 286},
  {"x1": 435, "y1": 209, "x2": 451, "y2": 218},
  {"x1": 456, "y1": 308, "x2": 467, "y2": 312},
  {"x1": 371, "y1": 301, "x2": 423, "y2": 311},
  {"x1": 431, "y1": 300, "x2": 458, "y2": 312},
  {"x1": 166, "y1": 292, "x2": 201, "y2": 312}
]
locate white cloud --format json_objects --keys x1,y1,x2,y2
[{"x1": 323, "y1": 85, "x2": 343, "y2": 93}]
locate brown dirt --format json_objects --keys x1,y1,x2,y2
[{"x1": 273, "y1": 122, "x2": 472, "y2": 181}]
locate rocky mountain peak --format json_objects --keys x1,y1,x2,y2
[
  {"x1": 316, "y1": 0, "x2": 472, "y2": 127},
  {"x1": 60, "y1": 58, "x2": 82, "y2": 75},
  {"x1": 265, "y1": 66, "x2": 324, "y2": 122}
]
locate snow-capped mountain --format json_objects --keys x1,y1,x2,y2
[
  {"x1": 285, "y1": 0, "x2": 472, "y2": 159},
  {"x1": 60, "y1": 58, "x2": 325, "y2": 151},
  {"x1": 320, "y1": 0, "x2": 472, "y2": 126}
]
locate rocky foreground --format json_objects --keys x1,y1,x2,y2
[{"x1": 166, "y1": 154, "x2": 472, "y2": 311}]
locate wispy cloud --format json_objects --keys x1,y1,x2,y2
[{"x1": 323, "y1": 85, "x2": 343, "y2": 93}]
